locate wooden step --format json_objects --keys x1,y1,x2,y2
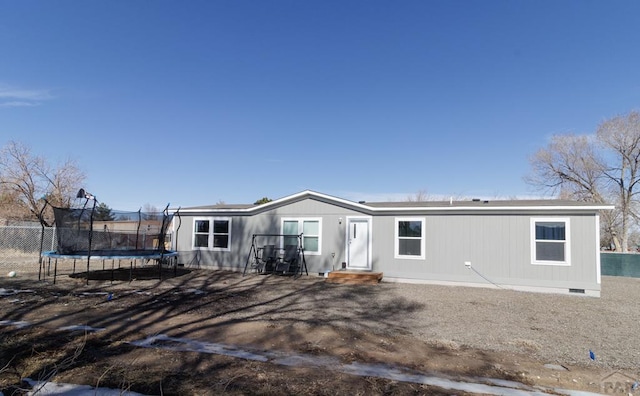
[{"x1": 326, "y1": 271, "x2": 383, "y2": 285}]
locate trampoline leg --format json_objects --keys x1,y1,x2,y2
[
  {"x1": 41, "y1": 257, "x2": 48, "y2": 281},
  {"x1": 129, "y1": 260, "x2": 133, "y2": 283},
  {"x1": 73, "y1": 259, "x2": 76, "y2": 274},
  {"x1": 53, "y1": 259, "x2": 58, "y2": 285}
]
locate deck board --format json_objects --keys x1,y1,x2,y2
[{"x1": 326, "y1": 271, "x2": 383, "y2": 285}]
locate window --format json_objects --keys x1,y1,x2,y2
[
  {"x1": 395, "y1": 217, "x2": 425, "y2": 259},
  {"x1": 282, "y1": 218, "x2": 321, "y2": 254},
  {"x1": 193, "y1": 217, "x2": 231, "y2": 251},
  {"x1": 531, "y1": 218, "x2": 570, "y2": 265}
]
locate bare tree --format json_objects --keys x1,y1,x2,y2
[
  {"x1": 46, "y1": 158, "x2": 85, "y2": 208},
  {"x1": 405, "y1": 190, "x2": 431, "y2": 202},
  {"x1": 597, "y1": 111, "x2": 640, "y2": 252},
  {"x1": 527, "y1": 111, "x2": 640, "y2": 251},
  {"x1": 0, "y1": 141, "x2": 85, "y2": 224},
  {"x1": 142, "y1": 203, "x2": 159, "y2": 213},
  {"x1": 527, "y1": 134, "x2": 607, "y2": 201},
  {"x1": 0, "y1": 189, "x2": 30, "y2": 224}
]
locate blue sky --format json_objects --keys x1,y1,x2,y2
[{"x1": 2, "y1": 1, "x2": 639, "y2": 210}]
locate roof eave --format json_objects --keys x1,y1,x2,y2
[
  {"x1": 174, "y1": 190, "x2": 614, "y2": 214},
  {"x1": 368, "y1": 205, "x2": 615, "y2": 212}
]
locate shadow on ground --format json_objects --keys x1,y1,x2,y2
[
  {"x1": 69, "y1": 266, "x2": 192, "y2": 281},
  {"x1": 0, "y1": 269, "x2": 503, "y2": 395}
]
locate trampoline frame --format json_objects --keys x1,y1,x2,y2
[
  {"x1": 40, "y1": 250, "x2": 179, "y2": 284},
  {"x1": 38, "y1": 191, "x2": 182, "y2": 284}
]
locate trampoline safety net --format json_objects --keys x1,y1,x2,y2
[{"x1": 52, "y1": 206, "x2": 175, "y2": 256}]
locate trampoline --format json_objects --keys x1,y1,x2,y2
[{"x1": 39, "y1": 189, "x2": 181, "y2": 284}]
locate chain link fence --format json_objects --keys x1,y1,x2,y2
[
  {"x1": 0, "y1": 225, "x2": 56, "y2": 275},
  {"x1": 0, "y1": 225, "x2": 175, "y2": 278}
]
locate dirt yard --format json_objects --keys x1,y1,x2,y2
[{"x1": 1, "y1": 267, "x2": 638, "y2": 395}]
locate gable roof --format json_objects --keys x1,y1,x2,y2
[{"x1": 176, "y1": 190, "x2": 614, "y2": 215}]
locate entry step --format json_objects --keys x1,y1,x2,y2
[{"x1": 326, "y1": 271, "x2": 383, "y2": 285}]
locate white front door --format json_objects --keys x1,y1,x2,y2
[{"x1": 347, "y1": 218, "x2": 371, "y2": 270}]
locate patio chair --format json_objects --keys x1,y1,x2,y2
[
  {"x1": 275, "y1": 245, "x2": 299, "y2": 275},
  {"x1": 259, "y1": 245, "x2": 278, "y2": 274}
]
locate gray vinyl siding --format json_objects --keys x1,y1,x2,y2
[
  {"x1": 372, "y1": 213, "x2": 599, "y2": 291},
  {"x1": 176, "y1": 199, "x2": 364, "y2": 273},
  {"x1": 174, "y1": 195, "x2": 601, "y2": 294}
]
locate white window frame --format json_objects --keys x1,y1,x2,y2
[
  {"x1": 530, "y1": 217, "x2": 570, "y2": 266},
  {"x1": 395, "y1": 217, "x2": 426, "y2": 260},
  {"x1": 192, "y1": 217, "x2": 231, "y2": 251},
  {"x1": 281, "y1": 217, "x2": 322, "y2": 255}
]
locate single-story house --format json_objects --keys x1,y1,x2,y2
[{"x1": 173, "y1": 190, "x2": 613, "y2": 297}]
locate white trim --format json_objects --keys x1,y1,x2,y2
[
  {"x1": 382, "y1": 277, "x2": 600, "y2": 297},
  {"x1": 192, "y1": 217, "x2": 231, "y2": 252},
  {"x1": 394, "y1": 217, "x2": 426, "y2": 260},
  {"x1": 175, "y1": 190, "x2": 615, "y2": 214},
  {"x1": 530, "y1": 217, "x2": 571, "y2": 266},
  {"x1": 281, "y1": 217, "x2": 322, "y2": 255},
  {"x1": 345, "y1": 216, "x2": 373, "y2": 270},
  {"x1": 595, "y1": 214, "x2": 601, "y2": 284}
]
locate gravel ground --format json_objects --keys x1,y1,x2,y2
[
  {"x1": 199, "y1": 272, "x2": 640, "y2": 370},
  {"x1": 2, "y1": 263, "x2": 638, "y2": 372},
  {"x1": 141, "y1": 269, "x2": 640, "y2": 371},
  {"x1": 382, "y1": 277, "x2": 640, "y2": 369}
]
